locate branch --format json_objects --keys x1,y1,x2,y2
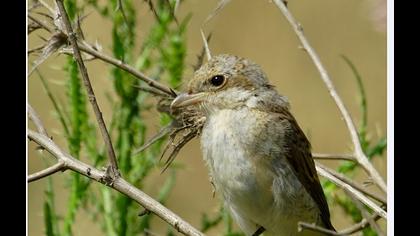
[
  {"x1": 28, "y1": 12, "x2": 176, "y2": 97},
  {"x1": 55, "y1": 0, "x2": 119, "y2": 174},
  {"x1": 77, "y1": 42, "x2": 176, "y2": 97},
  {"x1": 28, "y1": 104, "x2": 49, "y2": 137},
  {"x1": 299, "y1": 210, "x2": 381, "y2": 236},
  {"x1": 317, "y1": 162, "x2": 386, "y2": 204},
  {"x1": 28, "y1": 129, "x2": 204, "y2": 236},
  {"x1": 315, "y1": 164, "x2": 387, "y2": 219},
  {"x1": 298, "y1": 222, "x2": 338, "y2": 235},
  {"x1": 339, "y1": 212, "x2": 381, "y2": 235},
  {"x1": 346, "y1": 189, "x2": 385, "y2": 236},
  {"x1": 28, "y1": 162, "x2": 66, "y2": 183},
  {"x1": 28, "y1": 14, "x2": 53, "y2": 33},
  {"x1": 273, "y1": 0, "x2": 387, "y2": 193},
  {"x1": 312, "y1": 153, "x2": 356, "y2": 162}
]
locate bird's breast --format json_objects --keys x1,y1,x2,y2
[{"x1": 201, "y1": 108, "x2": 275, "y2": 215}]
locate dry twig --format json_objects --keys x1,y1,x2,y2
[
  {"x1": 315, "y1": 164, "x2": 386, "y2": 219},
  {"x1": 27, "y1": 106, "x2": 204, "y2": 236},
  {"x1": 55, "y1": 0, "x2": 119, "y2": 174},
  {"x1": 272, "y1": 0, "x2": 387, "y2": 193}
]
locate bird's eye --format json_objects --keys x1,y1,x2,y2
[{"x1": 210, "y1": 75, "x2": 225, "y2": 87}]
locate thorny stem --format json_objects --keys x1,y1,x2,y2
[{"x1": 55, "y1": 0, "x2": 119, "y2": 175}]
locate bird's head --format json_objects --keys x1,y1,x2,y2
[{"x1": 170, "y1": 54, "x2": 278, "y2": 114}]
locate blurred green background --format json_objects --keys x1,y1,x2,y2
[{"x1": 28, "y1": 0, "x2": 387, "y2": 235}]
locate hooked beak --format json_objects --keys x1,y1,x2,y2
[{"x1": 170, "y1": 92, "x2": 206, "y2": 109}]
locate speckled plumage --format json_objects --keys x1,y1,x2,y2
[{"x1": 172, "y1": 54, "x2": 334, "y2": 235}]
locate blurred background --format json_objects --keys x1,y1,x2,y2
[{"x1": 28, "y1": 0, "x2": 387, "y2": 235}]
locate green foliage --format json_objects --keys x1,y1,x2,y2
[
  {"x1": 36, "y1": 1, "x2": 385, "y2": 235},
  {"x1": 321, "y1": 56, "x2": 387, "y2": 236},
  {"x1": 200, "y1": 206, "x2": 244, "y2": 236},
  {"x1": 222, "y1": 207, "x2": 244, "y2": 236},
  {"x1": 44, "y1": 176, "x2": 60, "y2": 236},
  {"x1": 40, "y1": 0, "x2": 190, "y2": 235}
]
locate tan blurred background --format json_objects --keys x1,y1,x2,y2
[{"x1": 28, "y1": 0, "x2": 387, "y2": 235}]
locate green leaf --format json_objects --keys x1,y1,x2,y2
[{"x1": 43, "y1": 177, "x2": 60, "y2": 236}]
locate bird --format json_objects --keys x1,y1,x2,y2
[{"x1": 170, "y1": 54, "x2": 335, "y2": 236}]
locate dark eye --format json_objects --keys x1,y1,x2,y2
[{"x1": 210, "y1": 75, "x2": 225, "y2": 87}]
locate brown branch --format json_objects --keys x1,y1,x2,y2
[
  {"x1": 298, "y1": 222, "x2": 338, "y2": 235},
  {"x1": 28, "y1": 129, "x2": 203, "y2": 236},
  {"x1": 77, "y1": 42, "x2": 176, "y2": 97},
  {"x1": 346, "y1": 189, "x2": 385, "y2": 235},
  {"x1": 299, "y1": 210, "x2": 382, "y2": 236},
  {"x1": 28, "y1": 104, "x2": 49, "y2": 137},
  {"x1": 28, "y1": 162, "x2": 66, "y2": 183},
  {"x1": 312, "y1": 153, "x2": 356, "y2": 162},
  {"x1": 28, "y1": 14, "x2": 53, "y2": 33},
  {"x1": 55, "y1": 0, "x2": 119, "y2": 174},
  {"x1": 317, "y1": 162, "x2": 387, "y2": 204},
  {"x1": 315, "y1": 163, "x2": 386, "y2": 219},
  {"x1": 273, "y1": 0, "x2": 386, "y2": 193},
  {"x1": 339, "y1": 213, "x2": 381, "y2": 235},
  {"x1": 29, "y1": 12, "x2": 176, "y2": 97}
]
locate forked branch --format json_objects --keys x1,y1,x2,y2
[{"x1": 55, "y1": 0, "x2": 119, "y2": 174}]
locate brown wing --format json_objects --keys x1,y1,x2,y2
[{"x1": 279, "y1": 109, "x2": 335, "y2": 231}]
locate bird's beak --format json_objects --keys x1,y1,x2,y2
[{"x1": 170, "y1": 92, "x2": 206, "y2": 109}]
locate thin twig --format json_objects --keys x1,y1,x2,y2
[
  {"x1": 78, "y1": 42, "x2": 176, "y2": 97},
  {"x1": 28, "y1": 14, "x2": 53, "y2": 33},
  {"x1": 193, "y1": 33, "x2": 212, "y2": 71},
  {"x1": 132, "y1": 84, "x2": 171, "y2": 98},
  {"x1": 339, "y1": 212, "x2": 381, "y2": 235},
  {"x1": 29, "y1": 13, "x2": 176, "y2": 97},
  {"x1": 28, "y1": 45, "x2": 45, "y2": 54},
  {"x1": 28, "y1": 104, "x2": 49, "y2": 137},
  {"x1": 317, "y1": 162, "x2": 387, "y2": 204},
  {"x1": 35, "y1": 69, "x2": 70, "y2": 136},
  {"x1": 28, "y1": 162, "x2": 66, "y2": 183},
  {"x1": 312, "y1": 153, "x2": 356, "y2": 162},
  {"x1": 298, "y1": 222, "x2": 338, "y2": 235},
  {"x1": 315, "y1": 164, "x2": 386, "y2": 219},
  {"x1": 299, "y1": 211, "x2": 381, "y2": 236},
  {"x1": 200, "y1": 29, "x2": 212, "y2": 60},
  {"x1": 55, "y1": 0, "x2": 119, "y2": 174},
  {"x1": 28, "y1": 129, "x2": 203, "y2": 236},
  {"x1": 38, "y1": 0, "x2": 55, "y2": 15},
  {"x1": 273, "y1": 0, "x2": 387, "y2": 193},
  {"x1": 346, "y1": 189, "x2": 385, "y2": 235}
]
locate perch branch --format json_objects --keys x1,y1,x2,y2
[
  {"x1": 315, "y1": 164, "x2": 386, "y2": 219},
  {"x1": 273, "y1": 0, "x2": 387, "y2": 193},
  {"x1": 346, "y1": 189, "x2": 385, "y2": 236},
  {"x1": 28, "y1": 129, "x2": 203, "y2": 236},
  {"x1": 299, "y1": 210, "x2": 381, "y2": 236},
  {"x1": 28, "y1": 162, "x2": 66, "y2": 183},
  {"x1": 55, "y1": 0, "x2": 119, "y2": 174},
  {"x1": 317, "y1": 162, "x2": 386, "y2": 204},
  {"x1": 298, "y1": 222, "x2": 338, "y2": 235},
  {"x1": 338, "y1": 212, "x2": 381, "y2": 235}
]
